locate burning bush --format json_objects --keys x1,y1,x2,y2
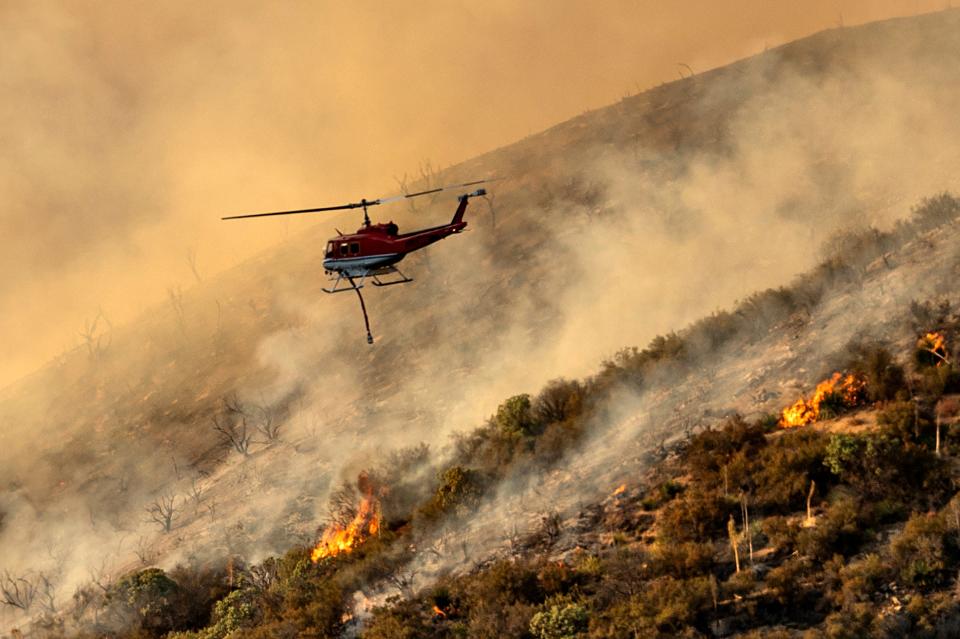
[
  {"x1": 916, "y1": 331, "x2": 950, "y2": 368},
  {"x1": 780, "y1": 372, "x2": 866, "y2": 427},
  {"x1": 311, "y1": 473, "x2": 382, "y2": 562}
]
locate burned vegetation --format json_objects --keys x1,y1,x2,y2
[{"x1": 26, "y1": 192, "x2": 960, "y2": 638}]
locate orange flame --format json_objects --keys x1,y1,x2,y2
[
  {"x1": 432, "y1": 605, "x2": 447, "y2": 618},
  {"x1": 780, "y1": 372, "x2": 866, "y2": 428},
  {"x1": 611, "y1": 483, "x2": 627, "y2": 497},
  {"x1": 919, "y1": 332, "x2": 949, "y2": 365},
  {"x1": 311, "y1": 487, "x2": 382, "y2": 563}
]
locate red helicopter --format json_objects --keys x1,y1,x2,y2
[{"x1": 223, "y1": 178, "x2": 497, "y2": 343}]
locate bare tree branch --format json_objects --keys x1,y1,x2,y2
[
  {"x1": 0, "y1": 571, "x2": 37, "y2": 611},
  {"x1": 186, "y1": 247, "x2": 202, "y2": 283},
  {"x1": 168, "y1": 286, "x2": 186, "y2": 334},
  {"x1": 214, "y1": 395, "x2": 253, "y2": 455},
  {"x1": 145, "y1": 494, "x2": 180, "y2": 533},
  {"x1": 253, "y1": 404, "x2": 282, "y2": 444},
  {"x1": 79, "y1": 309, "x2": 112, "y2": 360}
]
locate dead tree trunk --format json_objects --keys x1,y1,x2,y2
[
  {"x1": 806, "y1": 480, "x2": 817, "y2": 526},
  {"x1": 727, "y1": 515, "x2": 740, "y2": 574}
]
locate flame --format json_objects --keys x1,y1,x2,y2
[
  {"x1": 919, "y1": 332, "x2": 949, "y2": 365},
  {"x1": 432, "y1": 605, "x2": 447, "y2": 618},
  {"x1": 611, "y1": 483, "x2": 627, "y2": 497},
  {"x1": 780, "y1": 372, "x2": 866, "y2": 428},
  {"x1": 310, "y1": 489, "x2": 382, "y2": 563}
]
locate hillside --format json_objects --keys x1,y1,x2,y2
[{"x1": 2, "y1": 8, "x2": 960, "y2": 638}]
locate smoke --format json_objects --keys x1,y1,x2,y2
[
  {"x1": 0, "y1": 0, "x2": 951, "y2": 388},
  {"x1": 2, "y1": 6, "x2": 960, "y2": 631}
]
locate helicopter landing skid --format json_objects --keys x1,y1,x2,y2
[
  {"x1": 371, "y1": 266, "x2": 413, "y2": 287},
  {"x1": 322, "y1": 274, "x2": 364, "y2": 294}
]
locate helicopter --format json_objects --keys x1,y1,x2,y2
[{"x1": 222, "y1": 178, "x2": 498, "y2": 344}]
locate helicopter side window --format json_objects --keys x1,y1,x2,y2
[
  {"x1": 349, "y1": 242, "x2": 360, "y2": 255},
  {"x1": 339, "y1": 243, "x2": 349, "y2": 256}
]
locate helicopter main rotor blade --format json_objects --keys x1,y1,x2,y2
[
  {"x1": 375, "y1": 177, "x2": 503, "y2": 205},
  {"x1": 222, "y1": 200, "x2": 374, "y2": 220},
  {"x1": 222, "y1": 177, "x2": 502, "y2": 220}
]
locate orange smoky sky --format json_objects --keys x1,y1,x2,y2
[{"x1": 0, "y1": 0, "x2": 949, "y2": 388}]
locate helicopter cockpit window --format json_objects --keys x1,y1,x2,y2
[
  {"x1": 325, "y1": 242, "x2": 334, "y2": 257},
  {"x1": 339, "y1": 243, "x2": 349, "y2": 256},
  {"x1": 349, "y1": 242, "x2": 360, "y2": 255}
]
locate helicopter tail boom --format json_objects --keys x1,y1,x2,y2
[{"x1": 452, "y1": 188, "x2": 487, "y2": 225}]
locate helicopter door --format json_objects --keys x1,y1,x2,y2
[{"x1": 339, "y1": 243, "x2": 349, "y2": 257}]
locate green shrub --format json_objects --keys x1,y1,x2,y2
[
  {"x1": 649, "y1": 541, "x2": 715, "y2": 579},
  {"x1": 822, "y1": 603, "x2": 876, "y2": 639},
  {"x1": 876, "y1": 401, "x2": 925, "y2": 443},
  {"x1": 761, "y1": 516, "x2": 800, "y2": 553},
  {"x1": 797, "y1": 495, "x2": 866, "y2": 560},
  {"x1": 108, "y1": 568, "x2": 181, "y2": 634},
  {"x1": 658, "y1": 487, "x2": 738, "y2": 542},
  {"x1": 823, "y1": 432, "x2": 949, "y2": 506},
  {"x1": 765, "y1": 557, "x2": 811, "y2": 606},
  {"x1": 910, "y1": 192, "x2": 960, "y2": 233},
  {"x1": 191, "y1": 589, "x2": 259, "y2": 639},
  {"x1": 497, "y1": 394, "x2": 541, "y2": 437},
  {"x1": 418, "y1": 465, "x2": 487, "y2": 521},
  {"x1": 724, "y1": 570, "x2": 756, "y2": 598},
  {"x1": 592, "y1": 576, "x2": 711, "y2": 636},
  {"x1": 823, "y1": 435, "x2": 861, "y2": 476},
  {"x1": 754, "y1": 429, "x2": 831, "y2": 512},
  {"x1": 835, "y1": 553, "x2": 890, "y2": 609},
  {"x1": 891, "y1": 513, "x2": 956, "y2": 589},
  {"x1": 529, "y1": 601, "x2": 589, "y2": 639}
]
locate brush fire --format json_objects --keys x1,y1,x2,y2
[
  {"x1": 311, "y1": 474, "x2": 383, "y2": 562},
  {"x1": 780, "y1": 372, "x2": 867, "y2": 428},
  {"x1": 918, "y1": 331, "x2": 950, "y2": 366}
]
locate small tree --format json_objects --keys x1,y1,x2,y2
[
  {"x1": 167, "y1": 286, "x2": 186, "y2": 334},
  {"x1": 185, "y1": 247, "x2": 202, "y2": 283},
  {"x1": 80, "y1": 310, "x2": 112, "y2": 360},
  {"x1": 108, "y1": 568, "x2": 180, "y2": 633},
  {"x1": 533, "y1": 379, "x2": 583, "y2": 425},
  {"x1": 146, "y1": 494, "x2": 180, "y2": 533},
  {"x1": 529, "y1": 601, "x2": 589, "y2": 639},
  {"x1": 0, "y1": 571, "x2": 37, "y2": 611},
  {"x1": 214, "y1": 396, "x2": 252, "y2": 456},
  {"x1": 496, "y1": 394, "x2": 540, "y2": 437},
  {"x1": 253, "y1": 404, "x2": 282, "y2": 444}
]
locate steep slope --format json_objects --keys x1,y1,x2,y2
[{"x1": 1, "y1": 9, "x2": 960, "y2": 634}]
